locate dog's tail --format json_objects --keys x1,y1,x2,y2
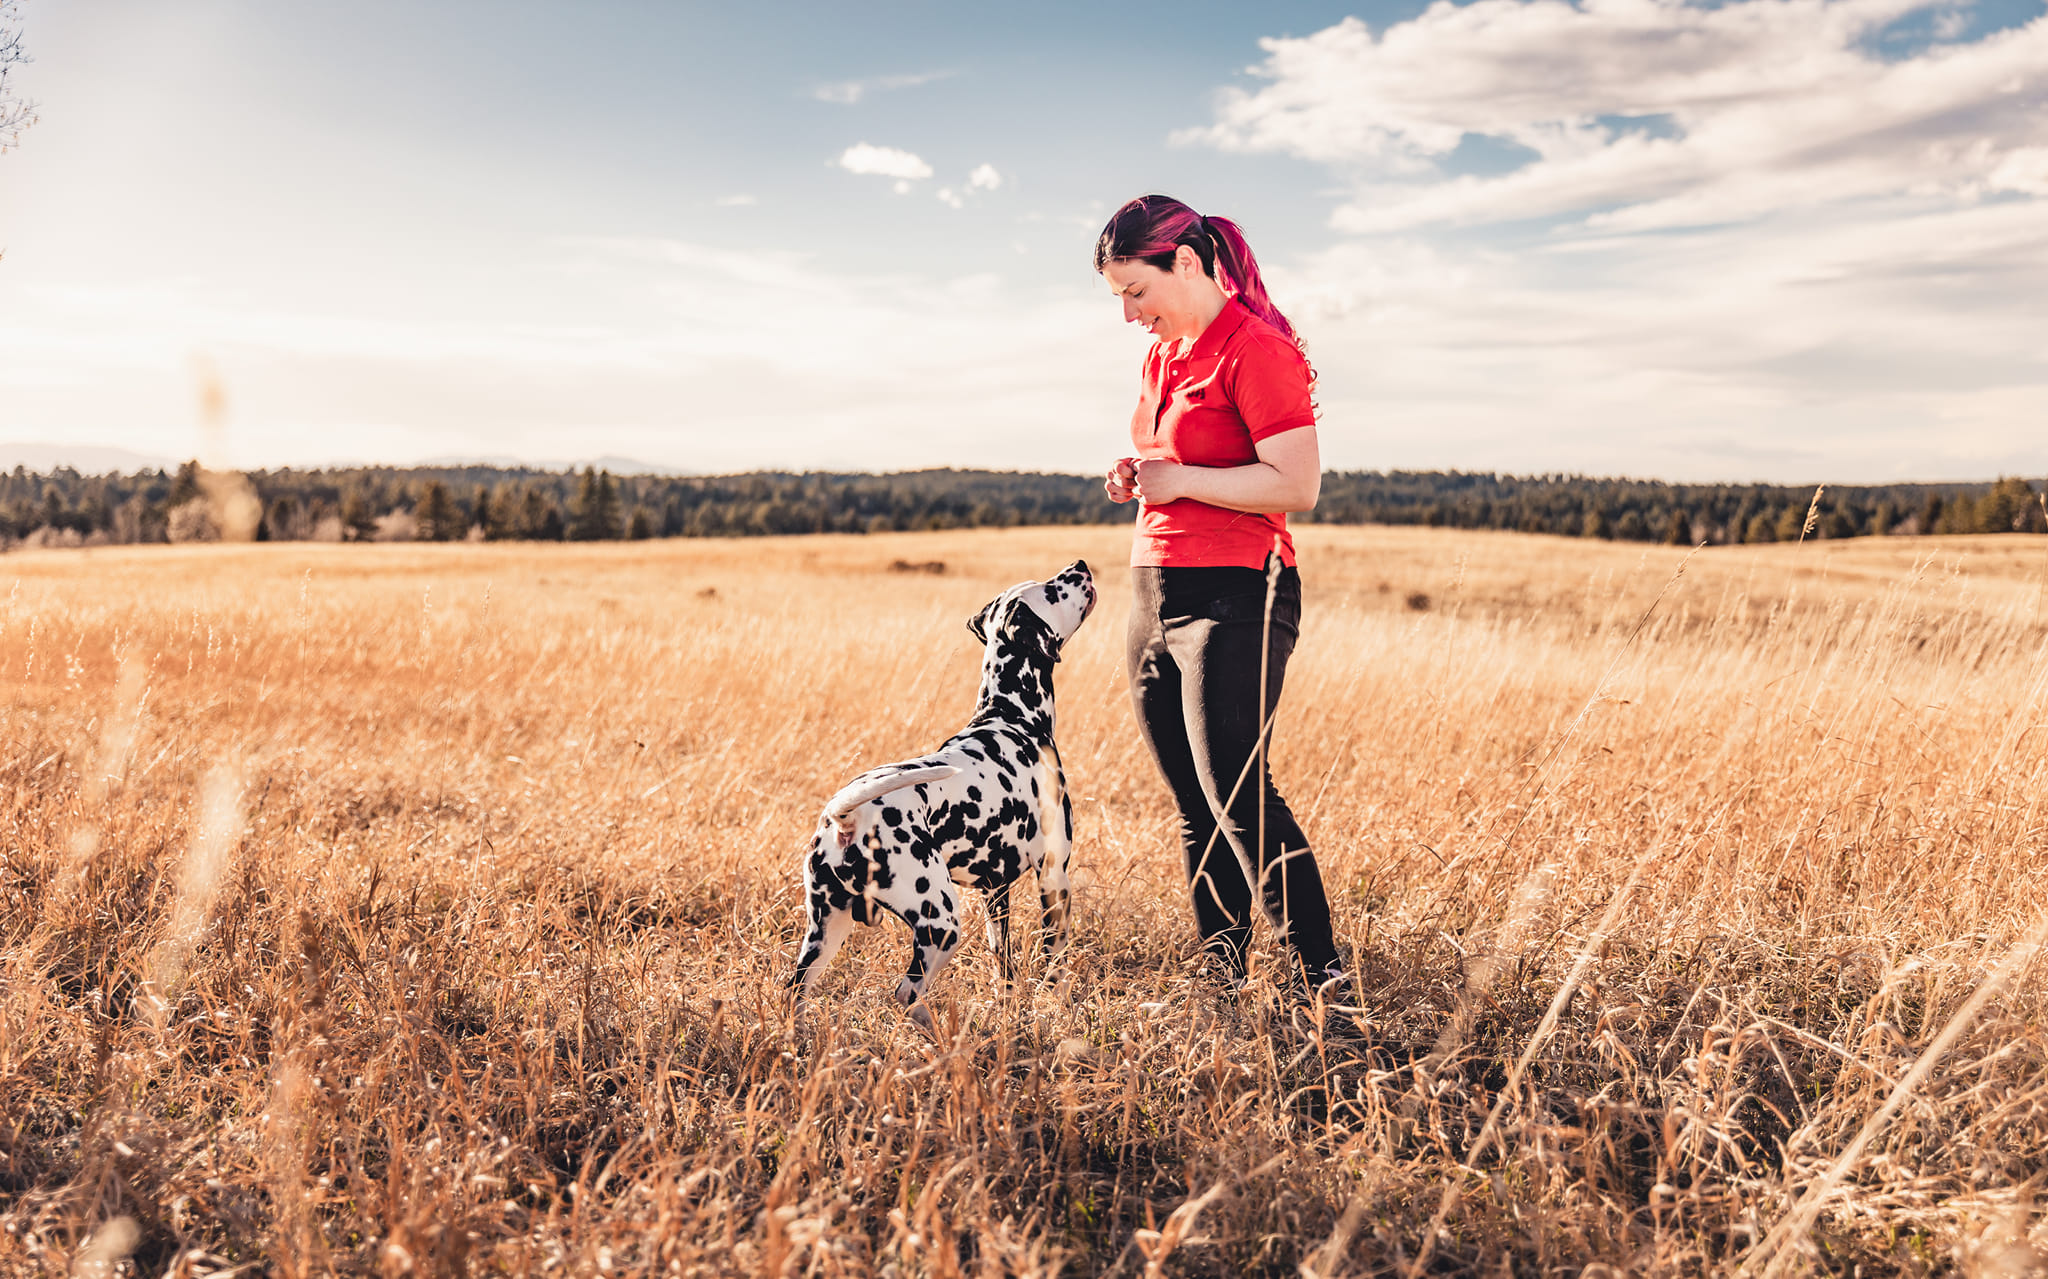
[{"x1": 825, "y1": 764, "x2": 961, "y2": 834}]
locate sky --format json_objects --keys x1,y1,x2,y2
[{"x1": 0, "y1": 0, "x2": 2044, "y2": 483}]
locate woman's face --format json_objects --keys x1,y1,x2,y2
[{"x1": 1102, "y1": 247, "x2": 1206, "y2": 343}]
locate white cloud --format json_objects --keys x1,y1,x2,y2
[
  {"x1": 1183, "y1": 0, "x2": 2048, "y2": 234},
  {"x1": 1143, "y1": 1, "x2": 2048, "y2": 479},
  {"x1": 1265, "y1": 195, "x2": 2048, "y2": 479},
  {"x1": 836, "y1": 142, "x2": 934, "y2": 184},
  {"x1": 935, "y1": 165, "x2": 1005, "y2": 209},
  {"x1": 714, "y1": 193, "x2": 758, "y2": 207},
  {"x1": 1990, "y1": 145, "x2": 2048, "y2": 194},
  {"x1": 813, "y1": 71, "x2": 956, "y2": 105}
]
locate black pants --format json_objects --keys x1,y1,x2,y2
[{"x1": 1127, "y1": 562, "x2": 1339, "y2": 981}]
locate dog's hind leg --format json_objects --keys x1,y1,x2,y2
[
  {"x1": 791, "y1": 844, "x2": 861, "y2": 996},
  {"x1": 791, "y1": 905, "x2": 856, "y2": 996},
  {"x1": 892, "y1": 907, "x2": 962, "y2": 1031}
]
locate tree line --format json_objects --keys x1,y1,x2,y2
[
  {"x1": 2, "y1": 464, "x2": 1132, "y2": 547},
  {"x1": 5, "y1": 461, "x2": 2045, "y2": 549},
  {"x1": 1312, "y1": 471, "x2": 2048, "y2": 543}
]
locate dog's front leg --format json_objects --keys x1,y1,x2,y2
[
  {"x1": 1035, "y1": 867, "x2": 1071, "y2": 971},
  {"x1": 984, "y1": 880, "x2": 1016, "y2": 990},
  {"x1": 1034, "y1": 787, "x2": 1075, "y2": 972}
]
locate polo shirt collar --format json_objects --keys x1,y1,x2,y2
[{"x1": 1186, "y1": 296, "x2": 1250, "y2": 362}]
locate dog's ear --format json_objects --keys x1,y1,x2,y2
[
  {"x1": 967, "y1": 595, "x2": 1002, "y2": 646},
  {"x1": 1002, "y1": 599, "x2": 1064, "y2": 665},
  {"x1": 1037, "y1": 625, "x2": 1064, "y2": 665}
]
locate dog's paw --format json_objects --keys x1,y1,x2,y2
[{"x1": 1037, "y1": 967, "x2": 1076, "y2": 1005}]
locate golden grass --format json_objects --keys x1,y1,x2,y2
[{"x1": 3, "y1": 525, "x2": 2047, "y2": 1276}]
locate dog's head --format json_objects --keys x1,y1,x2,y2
[{"x1": 966, "y1": 560, "x2": 1097, "y2": 665}]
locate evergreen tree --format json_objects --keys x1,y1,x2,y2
[
  {"x1": 472, "y1": 485, "x2": 495, "y2": 540},
  {"x1": 418, "y1": 480, "x2": 458, "y2": 542},
  {"x1": 537, "y1": 504, "x2": 566, "y2": 541},
  {"x1": 169, "y1": 460, "x2": 204, "y2": 508},
  {"x1": 1976, "y1": 477, "x2": 2040, "y2": 534},
  {"x1": 519, "y1": 487, "x2": 548, "y2": 538},
  {"x1": 340, "y1": 488, "x2": 376, "y2": 541},
  {"x1": 571, "y1": 467, "x2": 621, "y2": 540}
]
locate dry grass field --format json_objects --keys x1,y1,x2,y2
[{"x1": 4, "y1": 524, "x2": 2048, "y2": 1277}]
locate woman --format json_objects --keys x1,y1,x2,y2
[{"x1": 1095, "y1": 193, "x2": 1348, "y2": 998}]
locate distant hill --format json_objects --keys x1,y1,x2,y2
[
  {"x1": 0, "y1": 444, "x2": 691, "y2": 479},
  {"x1": 0, "y1": 443, "x2": 177, "y2": 474},
  {"x1": 414, "y1": 454, "x2": 694, "y2": 476}
]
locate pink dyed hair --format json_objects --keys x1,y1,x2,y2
[{"x1": 1092, "y1": 194, "x2": 1299, "y2": 344}]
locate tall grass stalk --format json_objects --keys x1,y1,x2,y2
[{"x1": 1745, "y1": 904, "x2": 2048, "y2": 1278}]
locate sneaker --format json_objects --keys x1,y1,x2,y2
[
  {"x1": 1288, "y1": 997, "x2": 1373, "y2": 1045},
  {"x1": 1188, "y1": 943, "x2": 1251, "y2": 996},
  {"x1": 1197, "y1": 957, "x2": 1250, "y2": 1001},
  {"x1": 1299, "y1": 962, "x2": 1366, "y2": 1014}
]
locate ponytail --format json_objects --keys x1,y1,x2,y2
[{"x1": 1197, "y1": 214, "x2": 1295, "y2": 343}]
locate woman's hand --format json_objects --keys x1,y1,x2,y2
[
  {"x1": 1118, "y1": 429, "x2": 1320, "y2": 514},
  {"x1": 1131, "y1": 458, "x2": 1191, "y2": 506},
  {"x1": 1104, "y1": 457, "x2": 1139, "y2": 504}
]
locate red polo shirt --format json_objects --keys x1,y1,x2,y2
[{"x1": 1127, "y1": 298, "x2": 1317, "y2": 569}]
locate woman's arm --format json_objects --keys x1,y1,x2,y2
[{"x1": 1131, "y1": 426, "x2": 1320, "y2": 514}]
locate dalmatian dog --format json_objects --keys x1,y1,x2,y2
[{"x1": 791, "y1": 560, "x2": 1097, "y2": 1028}]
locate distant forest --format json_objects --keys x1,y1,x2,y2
[{"x1": 6, "y1": 461, "x2": 2046, "y2": 548}]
